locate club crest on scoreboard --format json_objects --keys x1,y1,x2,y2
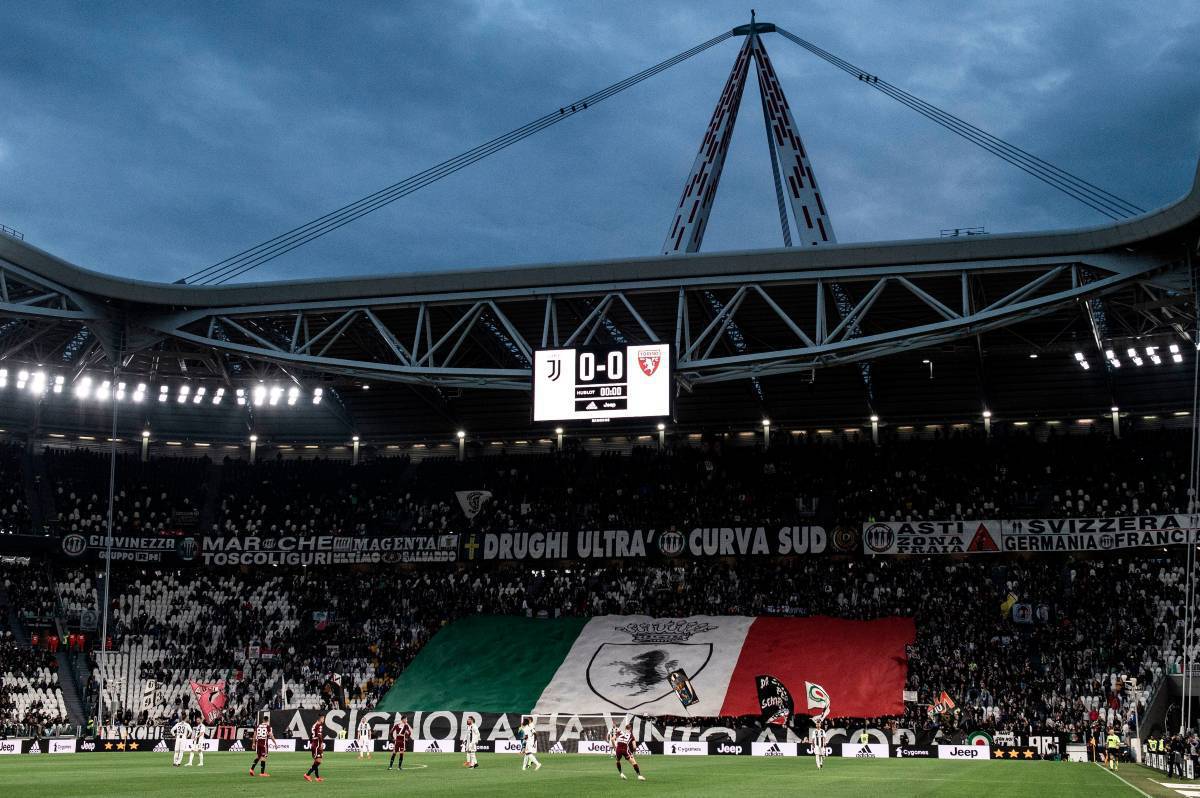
[{"x1": 637, "y1": 349, "x2": 662, "y2": 376}]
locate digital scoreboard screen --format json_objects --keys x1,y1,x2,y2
[{"x1": 532, "y1": 344, "x2": 672, "y2": 423}]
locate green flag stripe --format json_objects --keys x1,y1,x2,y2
[{"x1": 375, "y1": 615, "x2": 589, "y2": 713}]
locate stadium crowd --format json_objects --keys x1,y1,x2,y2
[
  {"x1": 0, "y1": 442, "x2": 30, "y2": 535},
  {"x1": 47, "y1": 449, "x2": 209, "y2": 538},
  {"x1": 22, "y1": 428, "x2": 1195, "y2": 544},
  {"x1": 1, "y1": 554, "x2": 1163, "y2": 739},
  {"x1": 0, "y1": 428, "x2": 1191, "y2": 741}
]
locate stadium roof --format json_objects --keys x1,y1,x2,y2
[{"x1": 0, "y1": 155, "x2": 1197, "y2": 444}]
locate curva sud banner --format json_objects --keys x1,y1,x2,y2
[
  {"x1": 199, "y1": 534, "x2": 459, "y2": 565},
  {"x1": 862, "y1": 515, "x2": 1199, "y2": 555},
  {"x1": 461, "y1": 526, "x2": 827, "y2": 561}
]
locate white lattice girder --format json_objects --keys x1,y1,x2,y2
[
  {"x1": 662, "y1": 36, "x2": 754, "y2": 255},
  {"x1": 749, "y1": 33, "x2": 835, "y2": 245}
]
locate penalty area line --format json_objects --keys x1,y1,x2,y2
[{"x1": 1092, "y1": 762, "x2": 1151, "y2": 797}]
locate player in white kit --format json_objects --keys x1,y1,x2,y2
[
  {"x1": 170, "y1": 717, "x2": 192, "y2": 767},
  {"x1": 356, "y1": 718, "x2": 373, "y2": 759},
  {"x1": 518, "y1": 717, "x2": 541, "y2": 771},
  {"x1": 812, "y1": 720, "x2": 826, "y2": 769},
  {"x1": 461, "y1": 716, "x2": 480, "y2": 768},
  {"x1": 185, "y1": 721, "x2": 207, "y2": 767}
]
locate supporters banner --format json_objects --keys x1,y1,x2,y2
[
  {"x1": 374, "y1": 614, "x2": 912, "y2": 718},
  {"x1": 1003, "y1": 514, "x2": 1197, "y2": 552},
  {"x1": 462, "y1": 526, "x2": 827, "y2": 562},
  {"x1": 59, "y1": 532, "x2": 198, "y2": 564},
  {"x1": 863, "y1": 515, "x2": 1199, "y2": 555},
  {"x1": 862, "y1": 521, "x2": 1003, "y2": 555},
  {"x1": 199, "y1": 533, "x2": 459, "y2": 565}
]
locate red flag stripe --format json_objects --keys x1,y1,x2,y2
[{"x1": 720, "y1": 616, "x2": 914, "y2": 718}]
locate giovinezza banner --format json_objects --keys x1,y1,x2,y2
[
  {"x1": 199, "y1": 534, "x2": 459, "y2": 565},
  {"x1": 462, "y1": 526, "x2": 827, "y2": 561},
  {"x1": 60, "y1": 533, "x2": 198, "y2": 563},
  {"x1": 862, "y1": 515, "x2": 1198, "y2": 555}
]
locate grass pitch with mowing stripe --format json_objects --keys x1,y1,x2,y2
[{"x1": 0, "y1": 752, "x2": 1139, "y2": 797}]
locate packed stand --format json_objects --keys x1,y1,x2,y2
[
  {"x1": 213, "y1": 456, "x2": 411, "y2": 538},
  {"x1": 46, "y1": 449, "x2": 209, "y2": 537},
  {"x1": 0, "y1": 442, "x2": 30, "y2": 535},
  {"x1": 0, "y1": 563, "x2": 69, "y2": 736},
  {"x1": 29, "y1": 552, "x2": 1179, "y2": 738}
]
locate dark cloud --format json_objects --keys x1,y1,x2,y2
[{"x1": 0, "y1": 0, "x2": 1197, "y2": 284}]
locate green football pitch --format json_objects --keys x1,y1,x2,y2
[{"x1": 0, "y1": 751, "x2": 1176, "y2": 797}]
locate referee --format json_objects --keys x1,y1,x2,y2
[{"x1": 1105, "y1": 727, "x2": 1121, "y2": 771}]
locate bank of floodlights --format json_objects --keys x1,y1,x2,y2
[{"x1": 1, "y1": 370, "x2": 327, "y2": 411}]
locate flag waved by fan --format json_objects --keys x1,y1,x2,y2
[
  {"x1": 188, "y1": 679, "x2": 227, "y2": 724},
  {"x1": 755, "y1": 674, "x2": 794, "y2": 726},
  {"x1": 927, "y1": 689, "x2": 956, "y2": 720},
  {"x1": 805, "y1": 681, "x2": 831, "y2": 722}
]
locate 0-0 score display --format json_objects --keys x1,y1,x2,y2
[{"x1": 532, "y1": 344, "x2": 672, "y2": 423}]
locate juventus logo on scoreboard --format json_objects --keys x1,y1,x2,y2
[{"x1": 533, "y1": 345, "x2": 672, "y2": 423}]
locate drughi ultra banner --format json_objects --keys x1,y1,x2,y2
[
  {"x1": 862, "y1": 515, "x2": 1199, "y2": 554},
  {"x1": 462, "y1": 526, "x2": 827, "y2": 561}
]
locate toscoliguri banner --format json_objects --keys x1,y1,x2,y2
[
  {"x1": 373, "y1": 615, "x2": 913, "y2": 718},
  {"x1": 861, "y1": 514, "x2": 1200, "y2": 555}
]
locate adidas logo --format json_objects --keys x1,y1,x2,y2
[
  {"x1": 765, "y1": 743, "x2": 782, "y2": 756},
  {"x1": 28, "y1": 742, "x2": 41, "y2": 754},
  {"x1": 636, "y1": 743, "x2": 651, "y2": 755},
  {"x1": 427, "y1": 741, "x2": 441, "y2": 752},
  {"x1": 153, "y1": 741, "x2": 168, "y2": 753},
  {"x1": 549, "y1": 743, "x2": 565, "y2": 754},
  {"x1": 229, "y1": 741, "x2": 245, "y2": 752},
  {"x1": 854, "y1": 745, "x2": 876, "y2": 758}
]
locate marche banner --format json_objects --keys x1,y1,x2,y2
[
  {"x1": 199, "y1": 534, "x2": 459, "y2": 565},
  {"x1": 376, "y1": 615, "x2": 913, "y2": 718}
]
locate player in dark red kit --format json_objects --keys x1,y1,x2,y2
[
  {"x1": 304, "y1": 713, "x2": 326, "y2": 782},
  {"x1": 613, "y1": 723, "x2": 646, "y2": 781},
  {"x1": 388, "y1": 715, "x2": 413, "y2": 771},
  {"x1": 249, "y1": 713, "x2": 276, "y2": 777}
]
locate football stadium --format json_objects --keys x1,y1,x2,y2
[{"x1": 2, "y1": 4, "x2": 1200, "y2": 796}]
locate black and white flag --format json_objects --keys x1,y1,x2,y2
[
  {"x1": 455, "y1": 491, "x2": 493, "y2": 520},
  {"x1": 756, "y1": 674, "x2": 794, "y2": 726}
]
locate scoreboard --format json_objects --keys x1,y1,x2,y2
[{"x1": 532, "y1": 344, "x2": 672, "y2": 422}]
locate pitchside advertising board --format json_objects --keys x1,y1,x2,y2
[
  {"x1": 862, "y1": 515, "x2": 1200, "y2": 555},
  {"x1": 533, "y1": 345, "x2": 671, "y2": 423},
  {"x1": 0, "y1": 735, "x2": 1032, "y2": 759}
]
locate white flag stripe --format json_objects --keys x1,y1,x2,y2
[{"x1": 531, "y1": 615, "x2": 755, "y2": 716}]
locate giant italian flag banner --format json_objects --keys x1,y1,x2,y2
[{"x1": 377, "y1": 615, "x2": 914, "y2": 717}]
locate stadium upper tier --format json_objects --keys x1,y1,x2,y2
[{"x1": 0, "y1": 156, "x2": 1198, "y2": 440}]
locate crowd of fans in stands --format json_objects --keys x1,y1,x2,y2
[
  {"x1": 0, "y1": 443, "x2": 30, "y2": 535},
  {"x1": 47, "y1": 450, "x2": 208, "y2": 538},
  {"x1": 22, "y1": 428, "x2": 1197, "y2": 544},
  {"x1": 0, "y1": 428, "x2": 1192, "y2": 739},
  {"x1": 2, "y1": 554, "x2": 1160, "y2": 738}
]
